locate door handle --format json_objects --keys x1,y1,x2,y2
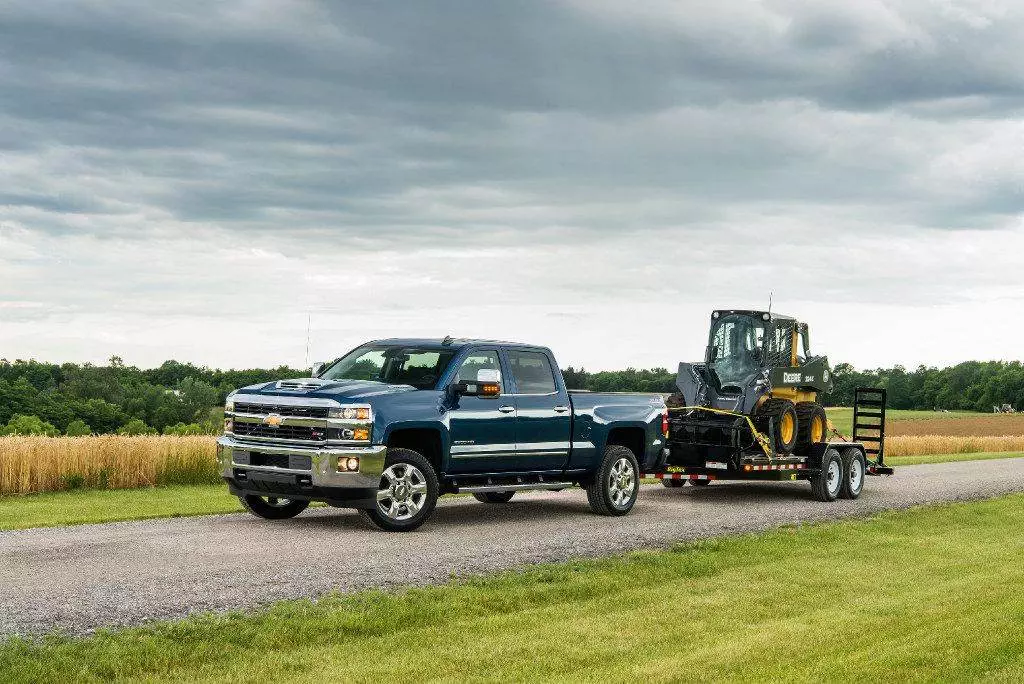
[
  {"x1": 553, "y1": 405, "x2": 570, "y2": 413},
  {"x1": 498, "y1": 405, "x2": 516, "y2": 413}
]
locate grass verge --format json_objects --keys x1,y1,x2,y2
[
  {"x1": 0, "y1": 485, "x2": 242, "y2": 531},
  {"x1": 3, "y1": 495, "x2": 1024, "y2": 682}
]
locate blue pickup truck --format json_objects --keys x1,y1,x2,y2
[{"x1": 218, "y1": 338, "x2": 667, "y2": 531}]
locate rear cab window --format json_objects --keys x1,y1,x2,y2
[{"x1": 507, "y1": 350, "x2": 558, "y2": 395}]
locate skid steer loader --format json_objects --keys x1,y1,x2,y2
[{"x1": 652, "y1": 309, "x2": 891, "y2": 502}]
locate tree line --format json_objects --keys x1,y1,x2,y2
[{"x1": 2, "y1": 357, "x2": 1022, "y2": 435}]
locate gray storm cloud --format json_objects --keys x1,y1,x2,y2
[{"x1": 1, "y1": 0, "x2": 1022, "y2": 370}]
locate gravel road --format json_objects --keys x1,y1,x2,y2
[{"x1": 3, "y1": 457, "x2": 1023, "y2": 637}]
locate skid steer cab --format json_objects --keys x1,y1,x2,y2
[{"x1": 648, "y1": 310, "x2": 892, "y2": 502}]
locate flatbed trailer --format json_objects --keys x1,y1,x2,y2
[{"x1": 645, "y1": 388, "x2": 893, "y2": 501}]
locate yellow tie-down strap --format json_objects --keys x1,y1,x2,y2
[{"x1": 666, "y1": 406, "x2": 775, "y2": 460}]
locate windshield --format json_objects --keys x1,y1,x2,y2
[
  {"x1": 319, "y1": 346, "x2": 457, "y2": 390},
  {"x1": 708, "y1": 314, "x2": 766, "y2": 388}
]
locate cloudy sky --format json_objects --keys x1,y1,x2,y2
[{"x1": 1, "y1": 0, "x2": 1022, "y2": 373}]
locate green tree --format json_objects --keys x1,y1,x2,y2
[
  {"x1": 1, "y1": 414, "x2": 59, "y2": 436},
  {"x1": 64, "y1": 419, "x2": 93, "y2": 436},
  {"x1": 162, "y1": 422, "x2": 205, "y2": 436},
  {"x1": 117, "y1": 418, "x2": 158, "y2": 436}
]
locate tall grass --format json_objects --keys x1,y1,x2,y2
[
  {"x1": 886, "y1": 435, "x2": 1024, "y2": 457},
  {"x1": 0, "y1": 436, "x2": 218, "y2": 495}
]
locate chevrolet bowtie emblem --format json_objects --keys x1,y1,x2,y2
[{"x1": 262, "y1": 414, "x2": 283, "y2": 427}]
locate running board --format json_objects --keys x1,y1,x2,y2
[{"x1": 455, "y1": 482, "x2": 574, "y2": 494}]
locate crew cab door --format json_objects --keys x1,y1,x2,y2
[
  {"x1": 505, "y1": 349, "x2": 571, "y2": 471},
  {"x1": 446, "y1": 349, "x2": 518, "y2": 474}
]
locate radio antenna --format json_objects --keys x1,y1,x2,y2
[
  {"x1": 304, "y1": 313, "x2": 311, "y2": 370},
  {"x1": 767, "y1": 291, "x2": 773, "y2": 318}
]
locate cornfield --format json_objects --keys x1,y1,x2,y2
[{"x1": 0, "y1": 436, "x2": 219, "y2": 495}]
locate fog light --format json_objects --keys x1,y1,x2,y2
[
  {"x1": 352, "y1": 428, "x2": 370, "y2": 441},
  {"x1": 224, "y1": 418, "x2": 233, "y2": 432},
  {"x1": 344, "y1": 457, "x2": 360, "y2": 472}
]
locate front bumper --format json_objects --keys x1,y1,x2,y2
[{"x1": 217, "y1": 435, "x2": 386, "y2": 492}]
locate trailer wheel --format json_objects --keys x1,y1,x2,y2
[
  {"x1": 810, "y1": 448, "x2": 843, "y2": 502},
  {"x1": 473, "y1": 492, "x2": 515, "y2": 504},
  {"x1": 587, "y1": 445, "x2": 639, "y2": 516},
  {"x1": 839, "y1": 448, "x2": 866, "y2": 499},
  {"x1": 661, "y1": 478, "x2": 684, "y2": 488},
  {"x1": 755, "y1": 398, "x2": 799, "y2": 454},
  {"x1": 691, "y1": 479, "x2": 711, "y2": 487}
]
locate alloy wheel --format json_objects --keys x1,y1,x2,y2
[
  {"x1": 607, "y1": 457, "x2": 637, "y2": 510},
  {"x1": 376, "y1": 463, "x2": 429, "y2": 521}
]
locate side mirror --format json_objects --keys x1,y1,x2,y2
[
  {"x1": 311, "y1": 361, "x2": 326, "y2": 377},
  {"x1": 707, "y1": 346, "x2": 718, "y2": 362},
  {"x1": 454, "y1": 380, "x2": 501, "y2": 398}
]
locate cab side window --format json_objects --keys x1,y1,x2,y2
[
  {"x1": 455, "y1": 351, "x2": 502, "y2": 384},
  {"x1": 507, "y1": 351, "x2": 557, "y2": 395}
]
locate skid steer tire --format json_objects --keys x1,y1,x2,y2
[
  {"x1": 755, "y1": 398, "x2": 799, "y2": 454},
  {"x1": 795, "y1": 402, "x2": 828, "y2": 454}
]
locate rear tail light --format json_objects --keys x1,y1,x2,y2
[{"x1": 662, "y1": 408, "x2": 669, "y2": 438}]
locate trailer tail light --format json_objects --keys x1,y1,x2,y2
[{"x1": 662, "y1": 408, "x2": 669, "y2": 438}]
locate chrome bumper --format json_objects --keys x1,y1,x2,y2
[{"x1": 217, "y1": 435, "x2": 386, "y2": 489}]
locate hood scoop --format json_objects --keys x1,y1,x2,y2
[{"x1": 275, "y1": 378, "x2": 329, "y2": 392}]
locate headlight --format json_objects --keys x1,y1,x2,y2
[{"x1": 328, "y1": 406, "x2": 371, "y2": 421}]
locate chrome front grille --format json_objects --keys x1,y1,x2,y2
[
  {"x1": 233, "y1": 402, "x2": 329, "y2": 419},
  {"x1": 232, "y1": 422, "x2": 324, "y2": 442}
]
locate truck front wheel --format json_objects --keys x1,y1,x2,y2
[
  {"x1": 586, "y1": 445, "x2": 640, "y2": 516},
  {"x1": 359, "y1": 448, "x2": 439, "y2": 532},
  {"x1": 240, "y1": 495, "x2": 309, "y2": 520}
]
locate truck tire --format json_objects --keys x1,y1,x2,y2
[
  {"x1": 240, "y1": 495, "x2": 309, "y2": 520},
  {"x1": 810, "y1": 447, "x2": 843, "y2": 502},
  {"x1": 795, "y1": 402, "x2": 827, "y2": 453},
  {"x1": 755, "y1": 398, "x2": 799, "y2": 454},
  {"x1": 839, "y1": 447, "x2": 866, "y2": 500},
  {"x1": 359, "y1": 448, "x2": 439, "y2": 532},
  {"x1": 473, "y1": 492, "x2": 515, "y2": 504},
  {"x1": 586, "y1": 445, "x2": 640, "y2": 516}
]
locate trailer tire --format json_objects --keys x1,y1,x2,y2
[
  {"x1": 839, "y1": 448, "x2": 866, "y2": 500},
  {"x1": 473, "y1": 492, "x2": 515, "y2": 504},
  {"x1": 661, "y1": 478, "x2": 684, "y2": 488},
  {"x1": 240, "y1": 495, "x2": 309, "y2": 520},
  {"x1": 586, "y1": 445, "x2": 639, "y2": 516},
  {"x1": 359, "y1": 448, "x2": 439, "y2": 532},
  {"x1": 810, "y1": 447, "x2": 843, "y2": 502},
  {"x1": 690, "y1": 479, "x2": 711, "y2": 487},
  {"x1": 755, "y1": 398, "x2": 799, "y2": 454}
]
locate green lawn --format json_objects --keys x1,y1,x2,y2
[
  {"x1": 0, "y1": 485, "x2": 244, "y2": 531},
  {"x1": 825, "y1": 407, "x2": 982, "y2": 436},
  {"x1": 3, "y1": 495, "x2": 1023, "y2": 682}
]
